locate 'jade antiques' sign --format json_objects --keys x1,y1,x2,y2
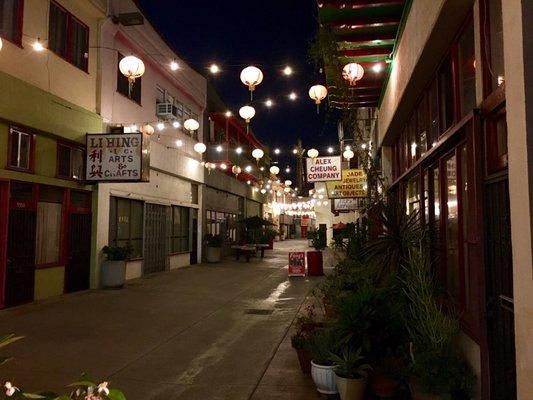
[
  {"x1": 326, "y1": 169, "x2": 367, "y2": 198},
  {"x1": 306, "y1": 156, "x2": 342, "y2": 182},
  {"x1": 86, "y1": 133, "x2": 150, "y2": 182}
]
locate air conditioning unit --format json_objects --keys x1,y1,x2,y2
[{"x1": 156, "y1": 102, "x2": 173, "y2": 118}]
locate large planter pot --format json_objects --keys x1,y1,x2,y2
[
  {"x1": 369, "y1": 369, "x2": 399, "y2": 398},
  {"x1": 307, "y1": 250, "x2": 324, "y2": 276},
  {"x1": 295, "y1": 348, "x2": 311, "y2": 374},
  {"x1": 335, "y1": 374, "x2": 367, "y2": 400},
  {"x1": 206, "y1": 246, "x2": 221, "y2": 263},
  {"x1": 408, "y1": 380, "x2": 443, "y2": 400},
  {"x1": 311, "y1": 361, "x2": 338, "y2": 394},
  {"x1": 101, "y1": 260, "x2": 126, "y2": 288},
  {"x1": 268, "y1": 238, "x2": 274, "y2": 250}
]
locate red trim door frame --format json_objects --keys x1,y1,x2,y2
[{"x1": 0, "y1": 180, "x2": 10, "y2": 309}]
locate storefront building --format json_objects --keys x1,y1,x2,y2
[
  {"x1": 0, "y1": 0, "x2": 106, "y2": 308},
  {"x1": 94, "y1": 0, "x2": 207, "y2": 283},
  {"x1": 376, "y1": 0, "x2": 532, "y2": 398}
]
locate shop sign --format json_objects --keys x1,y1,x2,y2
[
  {"x1": 306, "y1": 156, "x2": 342, "y2": 182},
  {"x1": 288, "y1": 252, "x2": 306, "y2": 277},
  {"x1": 86, "y1": 133, "x2": 150, "y2": 182},
  {"x1": 326, "y1": 169, "x2": 367, "y2": 198},
  {"x1": 332, "y1": 198, "x2": 366, "y2": 212}
]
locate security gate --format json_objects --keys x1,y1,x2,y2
[
  {"x1": 66, "y1": 213, "x2": 92, "y2": 293},
  {"x1": 143, "y1": 203, "x2": 167, "y2": 274}
]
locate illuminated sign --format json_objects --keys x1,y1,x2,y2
[
  {"x1": 305, "y1": 156, "x2": 342, "y2": 182},
  {"x1": 326, "y1": 169, "x2": 367, "y2": 198}
]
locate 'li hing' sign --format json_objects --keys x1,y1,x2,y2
[
  {"x1": 326, "y1": 169, "x2": 367, "y2": 198},
  {"x1": 306, "y1": 156, "x2": 342, "y2": 182},
  {"x1": 86, "y1": 133, "x2": 150, "y2": 182}
]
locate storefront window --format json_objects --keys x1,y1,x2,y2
[
  {"x1": 417, "y1": 95, "x2": 428, "y2": 157},
  {"x1": 486, "y1": 0, "x2": 505, "y2": 91},
  {"x1": 458, "y1": 21, "x2": 476, "y2": 116},
  {"x1": 169, "y1": 206, "x2": 190, "y2": 253},
  {"x1": 438, "y1": 55, "x2": 454, "y2": 133},
  {"x1": 109, "y1": 197, "x2": 144, "y2": 258},
  {"x1": 460, "y1": 145, "x2": 470, "y2": 302},
  {"x1": 206, "y1": 210, "x2": 237, "y2": 242},
  {"x1": 407, "y1": 176, "x2": 420, "y2": 215},
  {"x1": 428, "y1": 79, "x2": 440, "y2": 146},
  {"x1": 445, "y1": 155, "x2": 460, "y2": 301},
  {"x1": 35, "y1": 186, "x2": 63, "y2": 265}
]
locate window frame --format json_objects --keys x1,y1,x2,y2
[
  {"x1": 7, "y1": 126, "x2": 35, "y2": 173},
  {"x1": 56, "y1": 141, "x2": 85, "y2": 181},
  {"x1": 0, "y1": 0, "x2": 24, "y2": 47},
  {"x1": 48, "y1": 0, "x2": 90, "y2": 72}
]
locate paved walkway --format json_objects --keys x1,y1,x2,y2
[{"x1": 0, "y1": 240, "x2": 329, "y2": 399}]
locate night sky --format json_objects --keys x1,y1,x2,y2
[{"x1": 137, "y1": 0, "x2": 338, "y2": 177}]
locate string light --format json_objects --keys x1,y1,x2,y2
[
  {"x1": 209, "y1": 64, "x2": 220, "y2": 74},
  {"x1": 176, "y1": 139, "x2": 183, "y2": 147},
  {"x1": 372, "y1": 63, "x2": 383, "y2": 73},
  {"x1": 220, "y1": 163, "x2": 227, "y2": 170},
  {"x1": 327, "y1": 147, "x2": 334, "y2": 154},
  {"x1": 236, "y1": 147, "x2": 243, "y2": 154},
  {"x1": 225, "y1": 110, "x2": 232, "y2": 117},
  {"x1": 216, "y1": 145, "x2": 223, "y2": 152},
  {"x1": 157, "y1": 122, "x2": 165, "y2": 131},
  {"x1": 292, "y1": 148, "x2": 298, "y2": 154},
  {"x1": 285, "y1": 166, "x2": 291, "y2": 173},
  {"x1": 289, "y1": 92, "x2": 297, "y2": 100},
  {"x1": 245, "y1": 165, "x2": 252, "y2": 173},
  {"x1": 172, "y1": 121, "x2": 181, "y2": 128},
  {"x1": 32, "y1": 38, "x2": 45, "y2": 52},
  {"x1": 170, "y1": 60, "x2": 179, "y2": 71},
  {"x1": 283, "y1": 66, "x2": 293, "y2": 76},
  {"x1": 265, "y1": 99, "x2": 273, "y2": 107},
  {"x1": 274, "y1": 148, "x2": 281, "y2": 155}
]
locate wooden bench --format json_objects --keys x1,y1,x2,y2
[{"x1": 231, "y1": 245, "x2": 256, "y2": 262}]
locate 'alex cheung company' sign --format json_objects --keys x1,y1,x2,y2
[{"x1": 306, "y1": 156, "x2": 342, "y2": 183}]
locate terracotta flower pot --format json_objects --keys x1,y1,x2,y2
[
  {"x1": 311, "y1": 361, "x2": 338, "y2": 395},
  {"x1": 335, "y1": 374, "x2": 367, "y2": 400},
  {"x1": 369, "y1": 369, "x2": 399, "y2": 398},
  {"x1": 295, "y1": 348, "x2": 311, "y2": 374}
]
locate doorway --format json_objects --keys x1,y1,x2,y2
[
  {"x1": 143, "y1": 203, "x2": 167, "y2": 274},
  {"x1": 65, "y1": 213, "x2": 91, "y2": 293},
  {"x1": 190, "y1": 209, "x2": 198, "y2": 265}
]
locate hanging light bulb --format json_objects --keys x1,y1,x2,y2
[
  {"x1": 0, "y1": 37, "x2": 3, "y2": 52},
  {"x1": 285, "y1": 166, "x2": 291, "y2": 173},
  {"x1": 307, "y1": 148, "x2": 319, "y2": 159},
  {"x1": 260, "y1": 188, "x2": 267, "y2": 194},
  {"x1": 270, "y1": 166, "x2": 280, "y2": 175},
  {"x1": 119, "y1": 54, "x2": 145, "y2": 96},
  {"x1": 220, "y1": 163, "x2": 227, "y2": 170},
  {"x1": 252, "y1": 148, "x2": 264, "y2": 163},
  {"x1": 184, "y1": 118, "x2": 199, "y2": 133},
  {"x1": 32, "y1": 38, "x2": 45, "y2": 52},
  {"x1": 194, "y1": 142, "x2": 207, "y2": 154},
  {"x1": 157, "y1": 122, "x2": 165, "y2": 131},
  {"x1": 245, "y1": 165, "x2": 252, "y2": 173},
  {"x1": 240, "y1": 66, "x2": 263, "y2": 100},
  {"x1": 342, "y1": 63, "x2": 364, "y2": 86},
  {"x1": 308, "y1": 84, "x2": 328, "y2": 113},
  {"x1": 285, "y1": 180, "x2": 292, "y2": 186},
  {"x1": 232, "y1": 165, "x2": 242, "y2": 177},
  {"x1": 170, "y1": 59, "x2": 180, "y2": 71},
  {"x1": 172, "y1": 120, "x2": 181, "y2": 129},
  {"x1": 343, "y1": 149, "x2": 355, "y2": 160}
]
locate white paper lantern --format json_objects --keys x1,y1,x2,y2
[
  {"x1": 260, "y1": 188, "x2": 267, "y2": 194},
  {"x1": 119, "y1": 55, "x2": 145, "y2": 82},
  {"x1": 342, "y1": 63, "x2": 364, "y2": 86},
  {"x1": 239, "y1": 106, "x2": 256, "y2": 123},
  {"x1": 343, "y1": 149, "x2": 355, "y2": 160},
  {"x1": 284, "y1": 180, "x2": 292, "y2": 186},
  {"x1": 193, "y1": 142, "x2": 207, "y2": 154},
  {"x1": 269, "y1": 166, "x2": 280, "y2": 175},
  {"x1": 184, "y1": 118, "x2": 200, "y2": 132},
  {"x1": 307, "y1": 148, "x2": 319, "y2": 159},
  {"x1": 232, "y1": 165, "x2": 242, "y2": 176},
  {"x1": 141, "y1": 124, "x2": 154, "y2": 135},
  {"x1": 252, "y1": 148, "x2": 264, "y2": 161},
  {"x1": 240, "y1": 66, "x2": 264, "y2": 92},
  {"x1": 308, "y1": 85, "x2": 328, "y2": 105}
]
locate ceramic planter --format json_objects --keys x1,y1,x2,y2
[
  {"x1": 295, "y1": 348, "x2": 311, "y2": 374},
  {"x1": 307, "y1": 250, "x2": 324, "y2": 276},
  {"x1": 408, "y1": 379, "x2": 443, "y2": 400},
  {"x1": 206, "y1": 246, "x2": 221, "y2": 263},
  {"x1": 311, "y1": 361, "x2": 338, "y2": 394},
  {"x1": 335, "y1": 374, "x2": 367, "y2": 400},
  {"x1": 101, "y1": 260, "x2": 126, "y2": 288},
  {"x1": 369, "y1": 369, "x2": 399, "y2": 398}
]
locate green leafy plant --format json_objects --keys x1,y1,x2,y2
[
  {"x1": 291, "y1": 332, "x2": 308, "y2": 350},
  {"x1": 330, "y1": 348, "x2": 372, "y2": 379},
  {"x1": 0, "y1": 334, "x2": 23, "y2": 366},
  {"x1": 307, "y1": 228, "x2": 326, "y2": 250},
  {"x1": 102, "y1": 245, "x2": 131, "y2": 261},
  {"x1": 305, "y1": 328, "x2": 339, "y2": 366},
  {"x1": 204, "y1": 234, "x2": 223, "y2": 248}
]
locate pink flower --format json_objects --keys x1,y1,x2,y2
[
  {"x1": 4, "y1": 382, "x2": 19, "y2": 397},
  {"x1": 97, "y1": 382, "x2": 109, "y2": 396}
]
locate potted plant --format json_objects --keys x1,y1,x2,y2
[
  {"x1": 291, "y1": 332, "x2": 312, "y2": 374},
  {"x1": 264, "y1": 227, "x2": 277, "y2": 249},
  {"x1": 305, "y1": 328, "x2": 339, "y2": 395},
  {"x1": 204, "y1": 234, "x2": 223, "y2": 263},
  {"x1": 101, "y1": 244, "x2": 131, "y2": 288},
  {"x1": 307, "y1": 228, "x2": 326, "y2": 276},
  {"x1": 331, "y1": 348, "x2": 372, "y2": 400}
]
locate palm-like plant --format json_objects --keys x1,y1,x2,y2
[{"x1": 330, "y1": 348, "x2": 372, "y2": 379}]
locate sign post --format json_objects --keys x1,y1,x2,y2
[{"x1": 288, "y1": 252, "x2": 306, "y2": 277}]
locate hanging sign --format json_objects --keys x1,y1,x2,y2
[
  {"x1": 306, "y1": 156, "x2": 342, "y2": 182},
  {"x1": 288, "y1": 252, "x2": 306, "y2": 277},
  {"x1": 333, "y1": 198, "x2": 366, "y2": 212},
  {"x1": 326, "y1": 169, "x2": 367, "y2": 198},
  {"x1": 86, "y1": 133, "x2": 150, "y2": 182}
]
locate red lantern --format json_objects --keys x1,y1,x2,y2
[{"x1": 342, "y1": 63, "x2": 364, "y2": 86}]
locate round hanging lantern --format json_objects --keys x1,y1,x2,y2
[
  {"x1": 232, "y1": 165, "x2": 242, "y2": 177},
  {"x1": 284, "y1": 187, "x2": 291, "y2": 193},
  {"x1": 342, "y1": 63, "x2": 364, "y2": 86},
  {"x1": 269, "y1": 165, "x2": 280, "y2": 175},
  {"x1": 343, "y1": 149, "x2": 355, "y2": 160},
  {"x1": 307, "y1": 148, "x2": 319, "y2": 159},
  {"x1": 240, "y1": 66, "x2": 264, "y2": 98},
  {"x1": 119, "y1": 55, "x2": 145, "y2": 96},
  {"x1": 193, "y1": 142, "x2": 207, "y2": 154},
  {"x1": 184, "y1": 118, "x2": 199, "y2": 132},
  {"x1": 141, "y1": 124, "x2": 154, "y2": 135},
  {"x1": 260, "y1": 188, "x2": 267, "y2": 194},
  {"x1": 239, "y1": 106, "x2": 256, "y2": 123},
  {"x1": 308, "y1": 84, "x2": 328, "y2": 113},
  {"x1": 252, "y1": 148, "x2": 264, "y2": 162},
  {"x1": 284, "y1": 180, "x2": 292, "y2": 186},
  {"x1": 0, "y1": 38, "x2": 3, "y2": 52}
]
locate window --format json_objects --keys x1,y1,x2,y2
[
  {"x1": 0, "y1": 0, "x2": 23, "y2": 45},
  {"x1": 444, "y1": 155, "x2": 460, "y2": 301},
  {"x1": 57, "y1": 143, "x2": 84, "y2": 180},
  {"x1": 109, "y1": 197, "x2": 144, "y2": 258},
  {"x1": 457, "y1": 21, "x2": 476, "y2": 116},
  {"x1": 117, "y1": 53, "x2": 141, "y2": 104},
  {"x1": 8, "y1": 127, "x2": 33, "y2": 171},
  {"x1": 438, "y1": 55, "x2": 455, "y2": 133},
  {"x1": 428, "y1": 79, "x2": 440, "y2": 146},
  {"x1": 48, "y1": 1, "x2": 89, "y2": 71},
  {"x1": 169, "y1": 206, "x2": 190, "y2": 253},
  {"x1": 35, "y1": 186, "x2": 63, "y2": 266},
  {"x1": 483, "y1": 0, "x2": 505, "y2": 92},
  {"x1": 486, "y1": 107, "x2": 508, "y2": 173},
  {"x1": 206, "y1": 210, "x2": 237, "y2": 242}
]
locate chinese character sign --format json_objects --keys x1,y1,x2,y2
[
  {"x1": 306, "y1": 156, "x2": 342, "y2": 182},
  {"x1": 326, "y1": 169, "x2": 367, "y2": 198},
  {"x1": 86, "y1": 133, "x2": 146, "y2": 182}
]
